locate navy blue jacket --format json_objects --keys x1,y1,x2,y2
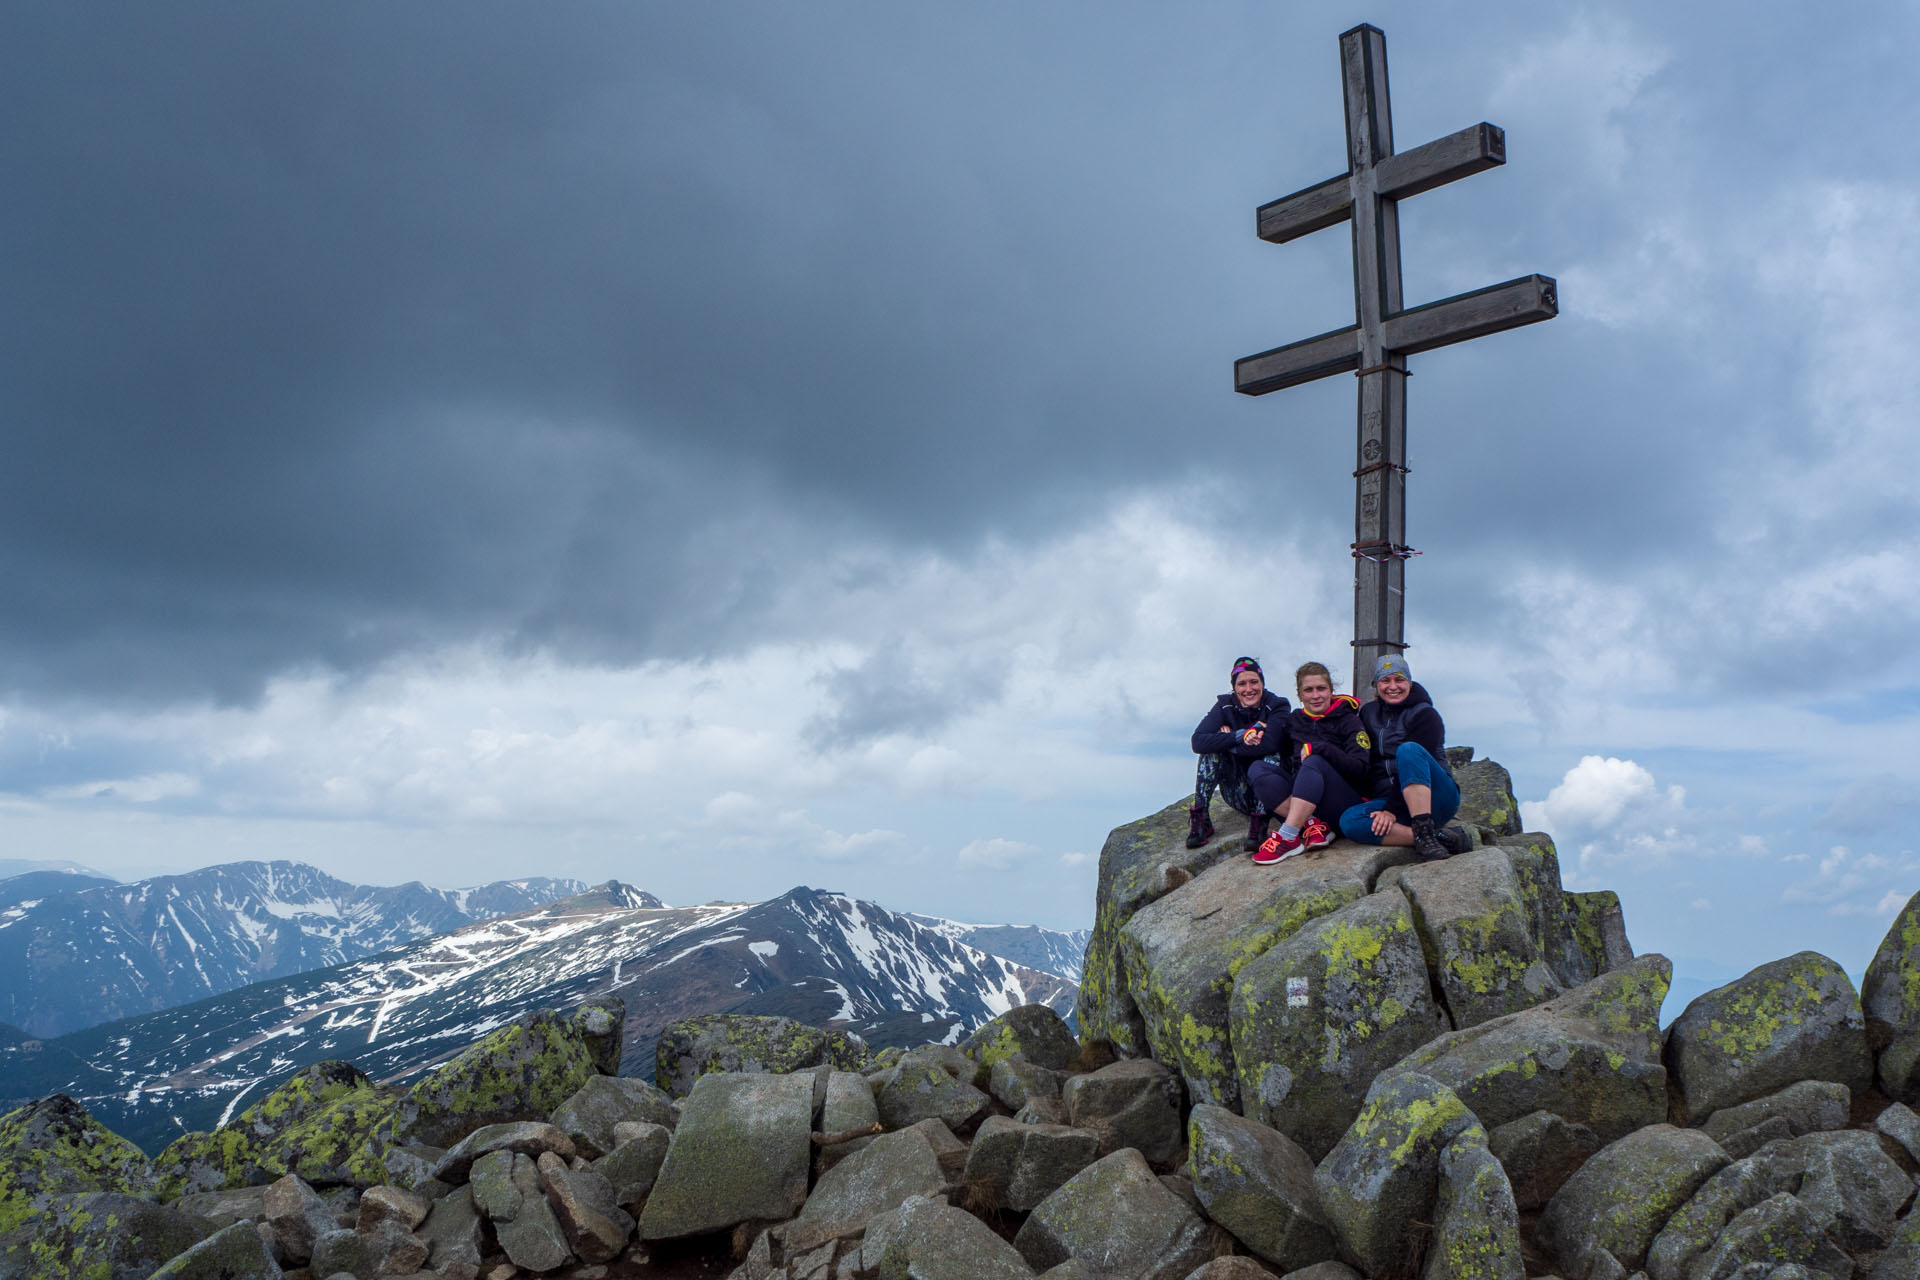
[
  {"x1": 1359, "y1": 682, "x2": 1448, "y2": 795},
  {"x1": 1286, "y1": 695, "x2": 1370, "y2": 788},
  {"x1": 1192, "y1": 690, "x2": 1291, "y2": 758}
]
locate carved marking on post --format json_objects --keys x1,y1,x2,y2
[{"x1": 1235, "y1": 24, "x2": 1557, "y2": 696}]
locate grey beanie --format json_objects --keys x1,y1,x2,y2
[{"x1": 1372, "y1": 653, "x2": 1411, "y2": 683}]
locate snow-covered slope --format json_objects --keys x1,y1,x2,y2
[
  {"x1": 1, "y1": 884, "x2": 1080, "y2": 1152},
  {"x1": 0, "y1": 861, "x2": 608, "y2": 1037}
]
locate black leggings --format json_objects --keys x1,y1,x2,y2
[
  {"x1": 1193, "y1": 751, "x2": 1288, "y2": 816},
  {"x1": 1247, "y1": 754, "x2": 1366, "y2": 822}
]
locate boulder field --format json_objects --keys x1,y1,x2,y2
[{"x1": 4, "y1": 750, "x2": 1920, "y2": 1278}]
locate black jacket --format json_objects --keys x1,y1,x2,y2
[
  {"x1": 1359, "y1": 682, "x2": 1448, "y2": 795},
  {"x1": 1285, "y1": 695, "x2": 1369, "y2": 788},
  {"x1": 1191, "y1": 690, "x2": 1291, "y2": 758}
]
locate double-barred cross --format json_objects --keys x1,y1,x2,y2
[{"x1": 1236, "y1": 24, "x2": 1557, "y2": 697}]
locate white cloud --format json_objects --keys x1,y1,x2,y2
[
  {"x1": 956, "y1": 838, "x2": 1040, "y2": 872},
  {"x1": 1522, "y1": 756, "x2": 1680, "y2": 834},
  {"x1": 42, "y1": 772, "x2": 200, "y2": 804},
  {"x1": 1059, "y1": 851, "x2": 1095, "y2": 868}
]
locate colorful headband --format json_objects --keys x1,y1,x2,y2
[{"x1": 1231, "y1": 657, "x2": 1263, "y2": 680}]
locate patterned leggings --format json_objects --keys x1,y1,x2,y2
[{"x1": 1193, "y1": 751, "x2": 1290, "y2": 817}]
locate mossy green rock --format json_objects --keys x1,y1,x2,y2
[
  {"x1": 1119, "y1": 843, "x2": 1406, "y2": 1110},
  {"x1": 1495, "y1": 833, "x2": 1634, "y2": 989},
  {"x1": 1663, "y1": 951, "x2": 1871, "y2": 1124},
  {"x1": 1311, "y1": 1070, "x2": 1483, "y2": 1279},
  {"x1": 1013, "y1": 1147, "x2": 1213, "y2": 1280},
  {"x1": 0, "y1": 1190, "x2": 211, "y2": 1280},
  {"x1": 259, "y1": 1089, "x2": 402, "y2": 1188},
  {"x1": 145, "y1": 1218, "x2": 281, "y2": 1279},
  {"x1": 1186, "y1": 1104, "x2": 1334, "y2": 1271},
  {"x1": 1687, "y1": 1192, "x2": 1853, "y2": 1279},
  {"x1": 638, "y1": 1071, "x2": 812, "y2": 1241},
  {"x1": 1079, "y1": 795, "x2": 1244, "y2": 1058},
  {"x1": 1450, "y1": 752, "x2": 1524, "y2": 837},
  {"x1": 654, "y1": 1013, "x2": 866, "y2": 1100},
  {"x1": 1392, "y1": 955, "x2": 1672, "y2": 1143},
  {"x1": 959, "y1": 1004, "x2": 1079, "y2": 1074},
  {"x1": 1397, "y1": 847, "x2": 1564, "y2": 1029},
  {"x1": 1424, "y1": 1130, "x2": 1524, "y2": 1280},
  {"x1": 1862, "y1": 889, "x2": 1920, "y2": 1101},
  {"x1": 1535, "y1": 1124, "x2": 1729, "y2": 1274},
  {"x1": 1230, "y1": 886, "x2": 1443, "y2": 1159},
  {"x1": 154, "y1": 1061, "x2": 380, "y2": 1196},
  {"x1": 0, "y1": 1095, "x2": 155, "y2": 1236},
  {"x1": 871, "y1": 1059, "x2": 990, "y2": 1133}
]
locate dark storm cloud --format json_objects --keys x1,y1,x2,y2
[{"x1": 7, "y1": 2, "x2": 1918, "y2": 705}]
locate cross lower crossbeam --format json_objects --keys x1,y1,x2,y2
[{"x1": 1233, "y1": 24, "x2": 1556, "y2": 697}]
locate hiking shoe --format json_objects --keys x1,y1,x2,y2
[
  {"x1": 1304, "y1": 817, "x2": 1333, "y2": 850},
  {"x1": 1411, "y1": 814, "x2": 1449, "y2": 861},
  {"x1": 1244, "y1": 813, "x2": 1270, "y2": 851},
  {"x1": 1438, "y1": 824, "x2": 1473, "y2": 855},
  {"x1": 1185, "y1": 808, "x2": 1215, "y2": 849},
  {"x1": 1253, "y1": 828, "x2": 1304, "y2": 865}
]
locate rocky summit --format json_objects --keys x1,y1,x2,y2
[{"x1": 3, "y1": 749, "x2": 1920, "y2": 1279}]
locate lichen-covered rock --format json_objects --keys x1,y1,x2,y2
[
  {"x1": 145, "y1": 1218, "x2": 283, "y2": 1279},
  {"x1": 960, "y1": 1005, "x2": 1081, "y2": 1074},
  {"x1": 862, "y1": 1193, "x2": 1036, "y2": 1280},
  {"x1": 1494, "y1": 832, "x2": 1633, "y2": 990},
  {"x1": 962, "y1": 1117, "x2": 1100, "y2": 1214},
  {"x1": 655, "y1": 1013, "x2": 866, "y2": 1099},
  {"x1": 261, "y1": 1173, "x2": 335, "y2": 1265},
  {"x1": 1699, "y1": 1080, "x2": 1850, "y2": 1151},
  {"x1": 1424, "y1": 1131, "x2": 1524, "y2": 1280},
  {"x1": 1664, "y1": 952, "x2": 1871, "y2": 1125},
  {"x1": 536, "y1": 1149, "x2": 632, "y2": 1264},
  {"x1": 591, "y1": 1122, "x2": 670, "y2": 1213},
  {"x1": 1688, "y1": 1192, "x2": 1854, "y2": 1279},
  {"x1": 872, "y1": 1058, "x2": 990, "y2": 1132},
  {"x1": 1397, "y1": 847, "x2": 1565, "y2": 1029},
  {"x1": 1536, "y1": 1124, "x2": 1729, "y2": 1275},
  {"x1": 1061, "y1": 1058, "x2": 1184, "y2": 1163},
  {"x1": 1391, "y1": 955, "x2": 1672, "y2": 1143},
  {"x1": 1229, "y1": 886, "x2": 1442, "y2": 1159},
  {"x1": 1185, "y1": 1105, "x2": 1334, "y2": 1272},
  {"x1": 549, "y1": 1074, "x2": 677, "y2": 1159},
  {"x1": 1079, "y1": 795, "x2": 1245, "y2": 1059},
  {"x1": 0, "y1": 1095, "x2": 156, "y2": 1235},
  {"x1": 430, "y1": 1120, "x2": 576, "y2": 1184},
  {"x1": 1014, "y1": 1148, "x2": 1213, "y2": 1280},
  {"x1": 1863, "y1": 888, "x2": 1920, "y2": 1103},
  {"x1": 254, "y1": 1089, "x2": 402, "y2": 1189},
  {"x1": 637, "y1": 1071, "x2": 813, "y2": 1241},
  {"x1": 171, "y1": 1185, "x2": 268, "y2": 1231},
  {"x1": 1871, "y1": 1203, "x2": 1920, "y2": 1280},
  {"x1": 1485, "y1": 1110, "x2": 1601, "y2": 1211},
  {"x1": 416, "y1": 1185, "x2": 484, "y2": 1272},
  {"x1": 1311, "y1": 1071, "x2": 1482, "y2": 1279},
  {"x1": 988, "y1": 1058, "x2": 1066, "y2": 1113},
  {"x1": 789, "y1": 1126, "x2": 946, "y2": 1252},
  {"x1": 155, "y1": 1062, "x2": 379, "y2": 1197},
  {"x1": 1451, "y1": 752, "x2": 1524, "y2": 837},
  {"x1": 467, "y1": 1148, "x2": 524, "y2": 1222},
  {"x1": 0, "y1": 1191, "x2": 212, "y2": 1280},
  {"x1": 390, "y1": 998, "x2": 622, "y2": 1151},
  {"x1": 1118, "y1": 844, "x2": 1399, "y2": 1110}
]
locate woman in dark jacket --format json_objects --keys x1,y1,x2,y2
[
  {"x1": 1247, "y1": 661, "x2": 1369, "y2": 863},
  {"x1": 1336, "y1": 654, "x2": 1472, "y2": 861},
  {"x1": 1188, "y1": 656, "x2": 1292, "y2": 851}
]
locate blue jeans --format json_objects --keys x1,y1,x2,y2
[{"x1": 1337, "y1": 743, "x2": 1460, "y2": 845}]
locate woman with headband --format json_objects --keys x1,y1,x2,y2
[
  {"x1": 1247, "y1": 661, "x2": 1369, "y2": 864},
  {"x1": 1187, "y1": 656, "x2": 1292, "y2": 851},
  {"x1": 1337, "y1": 654, "x2": 1472, "y2": 861}
]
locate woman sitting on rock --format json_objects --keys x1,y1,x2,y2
[
  {"x1": 1337, "y1": 654, "x2": 1472, "y2": 861},
  {"x1": 1246, "y1": 661, "x2": 1369, "y2": 864},
  {"x1": 1187, "y1": 656, "x2": 1292, "y2": 851}
]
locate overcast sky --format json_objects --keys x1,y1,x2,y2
[{"x1": 5, "y1": 2, "x2": 1919, "y2": 998}]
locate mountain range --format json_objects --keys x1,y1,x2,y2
[
  {"x1": 0, "y1": 861, "x2": 602, "y2": 1037},
  {"x1": 0, "y1": 880, "x2": 1087, "y2": 1152}
]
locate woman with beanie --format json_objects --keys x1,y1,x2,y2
[
  {"x1": 1247, "y1": 661, "x2": 1370, "y2": 864},
  {"x1": 1187, "y1": 657, "x2": 1292, "y2": 851},
  {"x1": 1337, "y1": 654, "x2": 1472, "y2": 861}
]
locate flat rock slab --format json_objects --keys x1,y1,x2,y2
[
  {"x1": 1664, "y1": 951, "x2": 1871, "y2": 1124},
  {"x1": 638, "y1": 1071, "x2": 813, "y2": 1240},
  {"x1": 1536, "y1": 1123, "x2": 1728, "y2": 1274},
  {"x1": 1392, "y1": 956, "x2": 1673, "y2": 1143},
  {"x1": 1119, "y1": 843, "x2": 1398, "y2": 1110},
  {"x1": 788, "y1": 1126, "x2": 947, "y2": 1252},
  {"x1": 1186, "y1": 1104, "x2": 1335, "y2": 1272},
  {"x1": 1015, "y1": 1147, "x2": 1213, "y2": 1280},
  {"x1": 432, "y1": 1120, "x2": 577, "y2": 1184},
  {"x1": 1229, "y1": 886, "x2": 1443, "y2": 1159},
  {"x1": 1699, "y1": 1079, "x2": 1850, "y2": 1148}
]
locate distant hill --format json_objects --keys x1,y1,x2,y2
[
  {"x1": 0, "y1": 860, "x2": 595, "y2": 1038},
  {"x1": 0, "y1": 883, "x2": 1082, "y2": 1152},
  {"x1": 0, "y1": 869, "x2": 120, "y2": 908}
]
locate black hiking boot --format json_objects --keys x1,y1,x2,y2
[
  {"x1": 1186, "y1": 807, "x2": 1215, "y2": 849},
  {"x1": 1438, "y1": 824, "x2": 1473, "y2": 855},
  {"x1": 1411, "y1": 813, "x2": 1450, "y2": 861},
  {"x1": 1244, "y1": 812, "x2": 1270, "y2": 852}
]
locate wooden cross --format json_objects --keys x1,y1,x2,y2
[{"x1": 1236, "y1": 23, "x2": 1557, "y2": 698}]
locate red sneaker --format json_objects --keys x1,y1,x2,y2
[
  {"x1": 1304, "y1": 817, "x2": 1333, "y2": 850},
  {"x1": 1252, "y1": 829, "x2": 1305, "y2": 865}
]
